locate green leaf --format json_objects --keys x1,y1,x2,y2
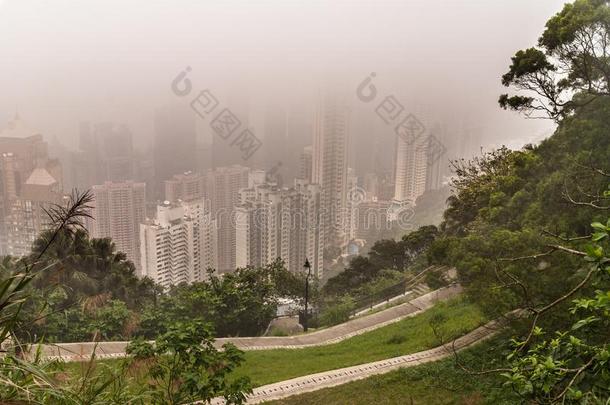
[
  {"x1": 591, "y1": 222, "x2": 606, "y2": 231},
  {"x1": 571, "y1": 316, "x2": 599, "y2": 330},
  {"x1": 584, "y1": 244, "x2": 604, "y2": 260}
]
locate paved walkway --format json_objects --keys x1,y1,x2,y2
[
  {"x1": 36, "y1": 284, "x2": 462, "y2": 360},
  {"x1": 352, "y1": 284, "x2": 430, "y2": 317},
  {"x1": 210, "y1": 316, "x2": 504, "y2": 404}
]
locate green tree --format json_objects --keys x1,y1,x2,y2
[
  {"x1": 500, "y1": 0, "x2": 610, "y2": 120},
  {"x1": 137, "y1": 259, "x2": 302, "y2": 338},
  {"x1": 502, "y1": 204, "x2": 610, "y2": 403},
  {"x1": 324, "y1": 226, "x2": 439, "y2": 298},
  {"x1": 126, "y1": 320, "x2": 251, "y2": 404}
]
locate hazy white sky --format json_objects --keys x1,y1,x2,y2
[{"x1": 0, "y1": 0, "x2": 567, "y2": 150}]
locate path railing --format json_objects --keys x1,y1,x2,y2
[{"x1": 349, "y1": 265, "x2": 449, "y2": 316}]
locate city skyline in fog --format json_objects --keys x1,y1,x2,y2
[{"x1": 1, "y1": 0, "x2": 565, "y2": 156}]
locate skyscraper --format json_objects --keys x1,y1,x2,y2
[
  {"x1": 0, "y1": 115, "x2": 53, "y2": 186},
  {"x1": 89, "y1": 181, "x2": 146, "y2": 269},
  {"x1": 298, "y1": 146, "x2": 313, "y2": 182},
  {"x1": 425, "y1": 143, "x2": 443, "y2": 192},
  {"x1": 154, "y1": 104, "x2": 197, "y2": 198},
  {"x1": 205, "y1": 165, "x2": 250, "y2": 273},
  {"x1": 0, "y1": 152, "x2": 18, "y2": 254},
  {"x1": 140, "y1": 199, "x2": 216, "y2": 288},
  {"x1": 196, "y1": 143, "x2": 213, "y2": 174},
  {"x1": 393, "y1": 134, "x2": 428, "y2": 203},
  {"x1": 312, "y1": 92, "x2": 350, "y2": 249},
  {"x1": 345, "y1": 168, "x2": 359, "y2": 242},
  {"x1": 235, "y1": 179, "x2": 323, "y2": 278},
  {"x1": 264, "y1": 104, "x2": 287, "y2": 166},
  {"x1": 425, "y1": 126, "x2": 447, "y2": 192},
  {"x1": 211, "y1": 93, "x2": 250, "y2": 168},
  {"x1": 3, "y1": 166, "x2": 62, "y2": 256},
  {"x1": 235, "y1": 184, "x2": 280, "y2": 270},
  {"x1": 164, "y1": 171, "x2": 206, "y2": 202},
  {"x1": 0, "y1": 114, "x2": 63, "y2": 256},
  {"x1": 78, "y1": 122, "x2": 135, "y2": 186}
]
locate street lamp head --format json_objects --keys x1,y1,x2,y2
[{"x1": 303, "y1": 258, "x2": 312, "y2": 277}]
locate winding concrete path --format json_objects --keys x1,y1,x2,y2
[
  {"x1": 210, "y1": 316, "x2": 504, "y2": 404},
  {"x1": 36, "y1": 284, "x2": 462, "y2": 361}
]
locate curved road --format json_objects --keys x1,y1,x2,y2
[{"x1": 37, "y1": 284, "x2": 462, "y2": 360}]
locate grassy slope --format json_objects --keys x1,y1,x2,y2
[
  {"x1": 265, "y1": 335, "x2": 518, "y2": 405},
  {"x1": 231, "y1": 298, "x2": 485, "y2": 387}
]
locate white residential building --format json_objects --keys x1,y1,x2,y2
[
  {"x1": 298, "y1": 146, "x2": 313, "y2": 182},
  {"x1": 140, "y1": 199, "x2": 216, "y2": 288},
  {"x1": 312, "y1": 93, "x2": 350, "y2": 249},
  {"x1": 393, "y1": 134, "x2": 428, "y2": 203},
  {"x1": 89, "y1": 181, "x2": 146, "y2": 269},
  {"x1": 205, "y1": 165, "x2": 250, "y2": 273},
  {"x1": 345, "y1": 168, "x2": 359, "y2": 243},
  {"x1": 235, "y1": 179, "x2": 323, "y2": 279},
  {"x1": 164, "y1": 171, "x2": 206, "y2": 202}
]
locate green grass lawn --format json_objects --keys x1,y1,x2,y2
[
  {"x1": 231, "y1": 298, "x2": 486, "y2": 387},
  {"x1": 265, "y1": 334, "x2": 517, "y2": 405}
]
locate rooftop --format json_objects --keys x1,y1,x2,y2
[
  {"x1": 25, "y1": 168, "x2": 58, "y2": 186},
  {"x1": 0, "y1": 113, "x2": 40, "y2": 139}
]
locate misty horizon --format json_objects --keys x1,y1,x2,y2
[{"x1": 1, "y1": 0, "x2": 564, "y2": 156}]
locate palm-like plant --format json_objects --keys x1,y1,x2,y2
[
  {"x1": 1, "y1": 190, "x2": 93, "y2": 345},
  {"x1": 31, "y1": 229, "x2": 98, "y2": 305},
  {"x1": 0, "y1": 190, "x2": 101, "y2": 403}
]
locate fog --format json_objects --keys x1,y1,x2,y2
[{"x1": 0, "y1": 0, "x2": 565, "y2": 160}]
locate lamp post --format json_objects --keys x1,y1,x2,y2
[{"x1": 303, "y1": 258, "x2": 312, "y2": 332}]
